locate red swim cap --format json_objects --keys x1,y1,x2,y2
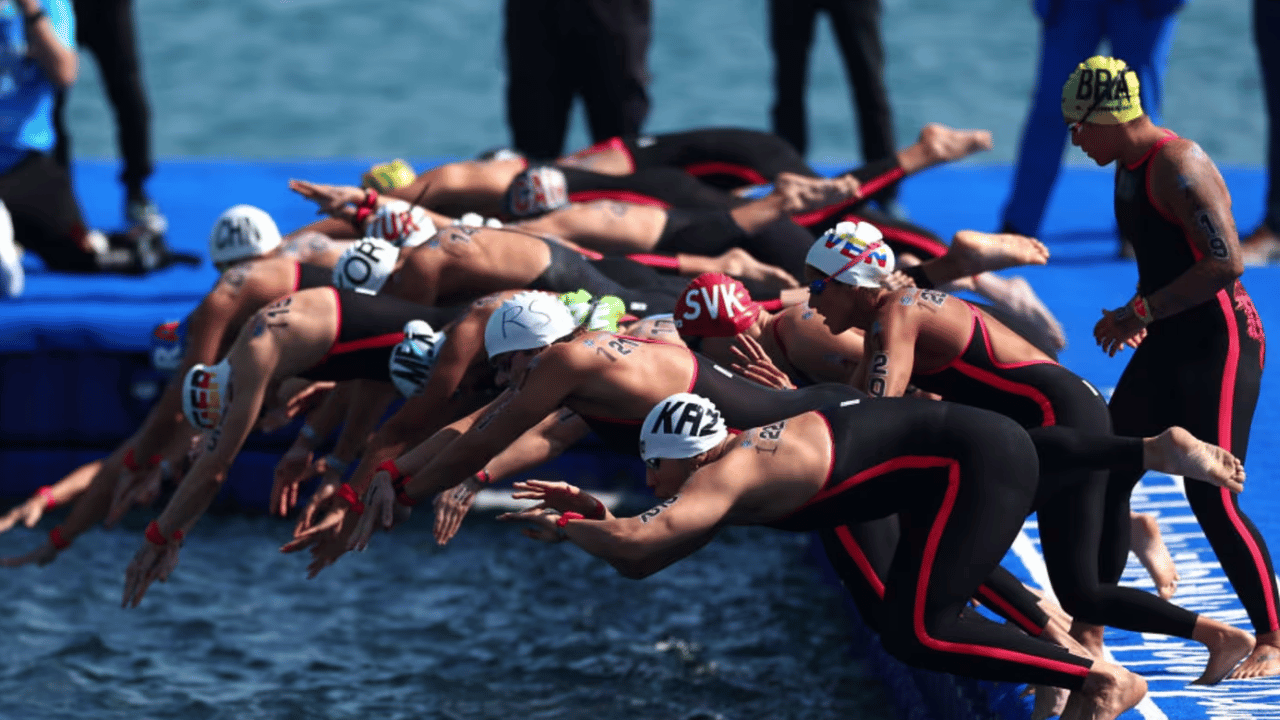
[{"x1": 674, "y1": 273, "x2": 760, "y2": 338}]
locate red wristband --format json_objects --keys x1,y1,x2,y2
[
  {"x1": 395, "y1": 488, "x2": 419, "y2": 507},
  {"x1": 557, "y1": 511, "x2": 585, "y2": 528},
  {"x1": 48, "y1": 526, "x2": 71, "y2": 550},
  {"x1": 377, "y1": 458, "x2": 404, "y2": 485},
  {"x1": 145, "y1": 520, "x2": 184, "y2": 546},
  {"x1": 36, "y1": 485, "x2": 56, "y2": 510},
  {"x1": 336, "y1": 483, "x2": 365, "y2": 515},
  {"x1": 122, "y1": 448, "x2": 162, "y2": 473},
  {"x1": 475, "y1": 469, "x2": 493, "y2": 484},
  {"x1": 362, "y1": 187, "x2": 379, "y2": 209},
  {"x1": 1131, "y1": 295, "x2": 1154, "y2": 326},
  {"x1": 591, "y1": 496, "x2": 606, "y2": 520}
]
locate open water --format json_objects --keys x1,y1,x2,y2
[{"x1": 5, "y1": 1, "x2": 1266, "y2": 719}]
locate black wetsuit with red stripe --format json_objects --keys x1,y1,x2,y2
[
  {"x1": 298, "y1": 289, "x2": 462, "y2": 383},
  {"x1": 905, "y1": 300, "x2": 1208, "y2": 638},
  {"x1": 565, "y1": 129, "x2": 818, "y2": 190},
  {"x1": 1110, "y1": 132, "x2": 1276, "y2": 635},
  {"x1": 575, "y1": 341, "x2": 858, "y2": 455},
  {"x1": 768, "y1": 397, "x2": 1092, "y2": 688},
  {"x1": 294, "y1": 262, "x2": 333, "y2": 291}
]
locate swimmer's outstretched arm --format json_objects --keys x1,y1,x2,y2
[
  {"x1": 431, "y1": 408, "x2": 592, "y2": 547},
  {"x1": 0, "y1": 459, "x2": 100, "y2": 536},
  {"x1": 121, "y1": 340, "x2": 277, "y2": 608},
  {"x1": 499, "y1": 460, "x2": 747, "y2": 579}
]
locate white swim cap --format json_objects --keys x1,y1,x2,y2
[
  {"x1": 806, "y1": 221, "x2": 894, "y2": 289},
  {"x1": 182, "y1": 358, "x2": 232, "y2": 430},
  {"x1": 638, "y1": 393, "x2": 728, "y2": 461},
  {"x1": 365, "y1": 199, "x2": 436, "y2": 249},
  {"x1": 388, "y1": 319, "x2": 446, "y2": 398},
  {"x1": 209, "y1": 205, "x2": 282, "y2": 267},
  {"x1": 332, "y1": 237, "x2": 400, "y2": 295},
  {"x1": 504, "y1": 166, "x2": 569, "y2": 218},
  {"x1": 485, "y1": 291, "x2": 577, "y2": 359}
]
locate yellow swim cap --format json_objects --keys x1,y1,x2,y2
[{"x1": 1061, "y1": 56, "x2": 1143, "y2": 125}]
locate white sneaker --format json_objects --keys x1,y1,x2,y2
[{"x1": 0, "y1": 200, "x2": 23, "y2": 298}]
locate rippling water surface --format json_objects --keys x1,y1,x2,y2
[{"x1": 0, "y1": 513, "x2": 887, "y2": 720}]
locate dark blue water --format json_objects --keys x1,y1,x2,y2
[{"x1": 0, "y1": 512, "x2": 887, "y2": 720}]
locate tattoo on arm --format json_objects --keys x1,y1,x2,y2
[
  {"x1": 745, "y1": 420, "x2": 787, "y2": 456},
  {"x1": 867, "y1": 352, "x2": 889, "y2": 397},
  {"x1": 639, "y1": 496, "x2": 678, "y2": 523},
  {"x1": 262, "y1": 296, "x2": 292, "y2": 328}
]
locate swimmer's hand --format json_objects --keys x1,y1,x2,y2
[
  {"x1": 106, "y1": 464, "x2": 165, "y2": 528},
  {"x1": 288, "y1": 179, "x2": 366, "y2": 221},
  {"x1": 292, "y1": 471, "x2": 342, "y2": 538},
  {"x1": 271, "y1": 445, "x2": 318, "y2": 518},
  {"x1": 121, "y1": 538, "x2": 181, "y2": 608},
  {"x1": 0, "y1": 493, "x2": 50, "y2": 534},
  {"x1": 433, "y1": 475, "x2": 485, "y2": 546},
  {"x1": 0, "y1": 539, "x2": 58, "y2": 568},
  {"x1": 348, "y1": 472, "x2": 400, "y2": 552},
  {"x1": 729, "y1": 334, "x2": 795, "y2": 390},
  {"x1": 496, "y1": 504, "x2": 565, "y2": 544},
  {"x1": 511, "y1": 480, "x2": 610, "y2": 520},
  {"x1": 280, "y1": 508, "x2": 360, "y2": 578},
  {"x1": 1094, "y1": 305, "x2": 1147, "y2": 357}
]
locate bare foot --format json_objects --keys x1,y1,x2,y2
[
  {"x1": 774, "y1": 172, "x2": 861, "y2": 214},
  {"x1": 1029, "y1": 684, "x2": 1069, "y2": 720},
  {"x1": 1061, "y1": 660, "x2": 1147, "y2": 720},
  {"x1": 1229, "y1": 632, "x2": 1280, "y2": 679},
  {"x1": 947, "y1": 229, "x2": 1050, "y2": 277},
  {"x1": 1144, "y1": 427, "x2": 1245, "y2": 492},
  {"x1": 917, "y1": 123, "x2": 995, "y2": 164},
  {"x1": 714, "y1": 247, "x2": 799, "y2": 291},
  {"x1": 1069, "y1": 620, "x2": 1106, "y2": 660},
  {"x1": 976, "y1": 275, "x2": 1067, "y2": 352},
  {"x1": 1240, "y1": 224, "x2": 1280, "y2": 267},
  {"x1": 1191, "y1": 617, "x2": 1255, "y2": 685},
  {"x1": 1129, "y1": 512, "x2": 1179, "y2": 600}
]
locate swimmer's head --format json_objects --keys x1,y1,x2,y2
[
  {"x1": 559, "y1": 289, "x2": 626, "y2": 332},
  {"x1": 388, "y1": 319, "x2": 446, "y2": 398},
  {"x1": 361, "y1": 158, "x2": 417, "y2": 192},
  {"x1": 209, "y1": 205, "x2": 283, "y2": 271},
  {"x1": 674, "y1": 273, "x2": 761, "y2": 338},
  {"x1": 503, "y1": 166, "x2": 569, "y2": 219},
  {"x1": 149, "y1": 318, "x2": 189, "y2": 375},
  {"x1": 806, "y1": 221, "x2": 894, "y2": 291},
  {"x1": 182, "y1": 358, "x2": 232, "y2": 431},
  {"x1": 364, "y1": 199, "x2": 436, "y2": 249},
  {"x1": 332, "y1": 238, "x2": 400, "y2": 295},
  {"x1": 638, "y1": 393, "x2": 728, "y2": 495},
  {"x1": 1062, "y1": 56, "x2": 1143, "y2": 126},
  {"x1": 485, "y1": 291, "x2": 578, "y2": 360}
]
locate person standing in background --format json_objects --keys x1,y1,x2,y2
[
  {"x1": 1241, "y1": 0, "x2": 1280, "y2": 265},
  {"x1": 503, "y1": 0, "x2": 651, "y2": 161},
  {"x1": 768, "y1": 0, "x2": 898, "y2": 212},
  {"x1": 1000, "y1": 0, "x2": 1184, "y2": 255},
  {"x1": 51, "y1": 0, "x2": 166, "y2": 238}
]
